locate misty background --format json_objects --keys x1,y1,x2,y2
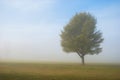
[{"x1": 0, "y1": 0, "x2": 120, "y2": 63}]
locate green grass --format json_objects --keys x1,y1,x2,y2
[{"x1": 0, "y1": 63, "x2": 120, "y2": 80}]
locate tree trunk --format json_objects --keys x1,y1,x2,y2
[
  {"x1": 81, "y1": 56, "x2": 85, "y2": 65},
  {"x1": 77, "y1": 53, "x2": 85, "y2": 65}
]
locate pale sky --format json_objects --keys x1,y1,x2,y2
[{"x1": 0, "y1": 0, "x2": 120, "y2": 63}]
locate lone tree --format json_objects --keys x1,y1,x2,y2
[{"x1": 60, "y1": 12, "x2": 103, "y2": 65}]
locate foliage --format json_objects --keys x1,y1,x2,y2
[{"x1": 60, "y1": 12, "x2": 104, "y2": 64}]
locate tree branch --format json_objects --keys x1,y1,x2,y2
[{"x1": 77, "y1": 52, "x2": 82, "y2": 58}]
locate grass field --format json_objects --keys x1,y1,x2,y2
[{"x1": 0, "y1": 63, "x2": 120, "y2": 80}]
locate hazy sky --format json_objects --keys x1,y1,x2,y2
[{"x1": 0, "y1": 0, "x2": 120, "y2": 63}]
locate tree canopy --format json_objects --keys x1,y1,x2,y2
[{"x1": 60, "y1": 12, "x2": 104, "y2": 65}]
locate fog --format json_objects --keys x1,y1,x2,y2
[{"x1": 0, "y1": 0, "x2": 120, "y2": 63}]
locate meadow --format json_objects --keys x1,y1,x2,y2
[{"x1": 0, "y1": 62, "x2": 120, "y2": 80}]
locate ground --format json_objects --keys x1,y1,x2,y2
[{"x1": 0, "y1": 63, "x2": 120, "y2": 80}]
